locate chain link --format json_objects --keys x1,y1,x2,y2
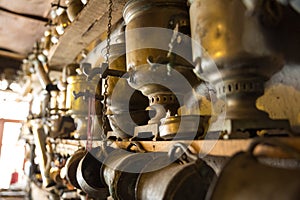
[
  {"x1": 101, "y1": 0, "x2": 113, "y2": 140},
  {"x1": 105, "y1": 0, "x2": 113, "y2": 64}
]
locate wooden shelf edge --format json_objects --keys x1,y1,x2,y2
[{"x1": 54, "y1": 137, "x2": 300, "y2": 158}]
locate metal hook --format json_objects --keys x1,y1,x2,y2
[
  {"x1": 126, "y1": 141, "x2": 146, "y2": 153},
  {"x1": 168, "y1": 142, "x2": 198, "y2": 164}
]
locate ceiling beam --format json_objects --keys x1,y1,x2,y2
[
  {"x1": 0, "y1": 49, "x2": 25, "y2": 61},
  {"x1": 48, "y1": 0, "x2": 127, "y2": 70},
  {"x1": 0, "y1": 6, "x2": 49, "y2": 22}
]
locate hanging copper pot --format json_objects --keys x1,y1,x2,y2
[
  {"x1": 101, "y1": 143, "x2": 157, "y2": 200},
  {"x1": 206, "y1": 139, "x2": 300, "y2": 200},
  {"x1": 135, "y1": 143, "x2": 216, "y2": 200},
  {"x1": 65, "y1": 148, "x2": 86, "y2": 189},
  {"x1": 76, "y1": 147, "x2": 109, "y2": 199}
]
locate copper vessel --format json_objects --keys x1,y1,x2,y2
[
  {"x1": 76, "y1": 147, "x2": 109, "y2": 199},
  {"x1": 66, "y1": 73, "x2": 103, "y2": 139},
  {"x1": 135, "y1": 144, "x2": 216, "y2": 200},
  {"x1": 101, "y1": 149, "x2": 156, "y2": 200},
  {"x1": 123, "y1": 0, "x2": 204, "y2": 135},
  {"x1": 159, "y1": 115, "x2": 210, "y2": 140},
  {"x1": 65, "y1": 148, "x2": 86, "y2": 189}
]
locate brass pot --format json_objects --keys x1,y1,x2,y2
[
  {"x1": 106, "y1": 42, "x2": 149, "y2": 113},
  {"x1": 189, "y1": 0, "x2": 280, "y2": 71},
  {"x1": 105, "y1": 35, "x2": 149, "y2": 139},
  {"x1": 66, "y1": 74, "x2": 102, "y2": 116},
  {"x1": 123, "y1": 0, "x2": 192, "y2": 69}
]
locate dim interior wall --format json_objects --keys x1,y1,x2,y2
[{"x1": 257, "y1": 65, "x2": 300, "y2": 132}]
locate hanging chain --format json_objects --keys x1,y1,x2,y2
[
  {"x1": 166, "y1": 23, "x2": 179, "y2": 75},
  {"x1": 105, "y1": 0, "x2": 113, "y2": 64},
  {"x1": 101, "y1": 0, "x2": 113, "y2": 140}
]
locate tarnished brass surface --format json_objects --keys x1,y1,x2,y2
[
  {"x1": 66, "y1": 74, "x2": 101, "y2": 115},
  {"x1": 65, "y1": 70, "x2": 105, "y2": 138},
  {"x1": 122, "y1": 0, "x2": 208, "y2": 138},
  {"x1": 159, "y1": 115, "x2": 210, "y2": 140},
  {"x1": 124, "y1": 0, "x2": 192, "y2": 69},
  {"x1": 101, "y1": 150, "x2": 155, "y2": 200},
  {"x1": 105, "y1": 33, "x2": 149, "y2": 138},
  {"x1": 190, "y1": 0, "x2": 279, "y2": 70},
  {"x1": 106, "y1": 42, "x2": 148, "y2": 114},
  {"x1": 136, "y1": 155, "x2": 216, "y2": 200},
  {"x1": 190, "y1": 0, "x2": 290, "y2": 131}
]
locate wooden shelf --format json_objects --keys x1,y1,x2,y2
[
  {"x1": 48, "y1": 0, "x2": 128, "y2": 70},
  {"x1": 54, "y1": 137, "x2": 300, "y2": 159}
]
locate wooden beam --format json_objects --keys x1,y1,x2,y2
[
  {"x1": 0, "y1": 50, "x2": 25, "y2": 61},
  {"x1": 48, "y1": 0, "x2": 127, "y2": 70}
]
